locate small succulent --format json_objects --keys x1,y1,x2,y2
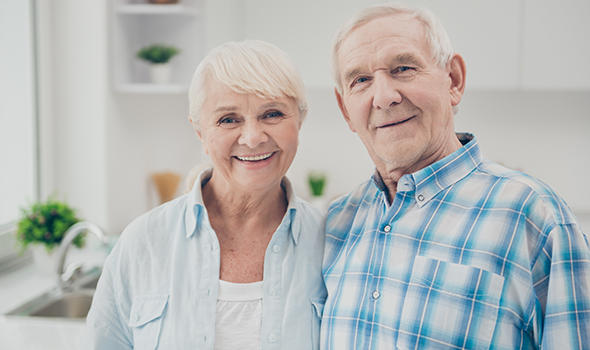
[
  {"x1": 308, "y1": 172, "x2": 327, "y2": 197},
  {"x1": 137, "y1": 44, "x2": 180, "y2": 64},
  {"x1": 16, "y1": 198, "x2": 83, "y2": 252}
]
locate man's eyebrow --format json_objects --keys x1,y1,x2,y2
[
  {"x1": 343, "y1": 68, "x2": 364, "y2": 85},
  {"x1": 393, "y1": 53, "x2": 424, "y2": 67}
]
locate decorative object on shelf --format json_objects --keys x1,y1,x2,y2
[
  {"x1": 16, "y1": 198, "x2": 84, "y2": 273},
  {"x1": 308, "y1": 171, "x2": 328, "y2": 212},
  {"x1": 151, "y1": 171, "x2": 182, "y2": 204},
  {"x1": 137, "y1": 44, "x2": 180, "y2": 84}
]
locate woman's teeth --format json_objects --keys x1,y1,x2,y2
[{"x1": 235, "y1": 152, "x2": 273, "y2": 161}]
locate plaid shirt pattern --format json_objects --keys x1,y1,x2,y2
[{"x1": 321, "y1": 135, "x2": 590, "y2": 349}]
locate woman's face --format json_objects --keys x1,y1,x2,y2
[{"x1": 195, "y1": 79, "x2": 301, "y2": 192}]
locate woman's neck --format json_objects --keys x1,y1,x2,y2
[{"x1": 202, "y1": 174, "x2": 287, "y2": 226}]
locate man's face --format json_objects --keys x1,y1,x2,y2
[{"x1": 335, "y1": 14, "x2": 464, "y2": 179}]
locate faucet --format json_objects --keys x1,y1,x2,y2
[{"x1": 55, "y1": 221, "x2": 107, "y2": 291}]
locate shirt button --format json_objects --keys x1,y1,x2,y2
[
  {"x1": 268, "y1": 332, "x2": 278, "y2": 342},
  {"x1": 372, "y1": 290, "x2": 380, "y2": 300},
  {"x1": 207, "y1": 289, "x2": 211, "y2": 296},
  {"x1": 383, "y1": 225, "x2": 391, "y2": 233},
  {"x1": 417, "y1": 194, "x2": 425, "y2": 202},
  {"x1": 272, "y1": 244, "x2": 280, "y2": 253}
]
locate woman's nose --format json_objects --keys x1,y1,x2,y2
[
  {"x1": 238, "y1": 121, "x2": 269, "y2": 148},
  {"x1": 372, "y1": 72, "x2": 402, "y2": 110}
]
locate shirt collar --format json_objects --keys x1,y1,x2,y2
[
  {"x1": 184, "y1": 168, "x2": 300, "y2": 244},
  {"x1": 372, "y1": 133, "x2": 482, "y2": 206}
]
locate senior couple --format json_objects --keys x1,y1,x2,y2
[{"x1": 88, "y1": 4, "x2": 590, "y2": 349}]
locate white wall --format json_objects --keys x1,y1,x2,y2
[
  {"x1": 41, "y1": 0, "x2": 109, "y2": 228},
  {"x1": 39, "y1": 0, "x2": 590, "y2": 235}
]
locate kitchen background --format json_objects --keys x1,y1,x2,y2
[
  {"x1": 1, "y1": 0, "x2": 589, "y2": 348},
  {"x1": 6, "y1": 0, "x2": 590, "y2": 235}
]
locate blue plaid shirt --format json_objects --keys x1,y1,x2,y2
[{"x1": 321, "y1": 134, "x2": 590, "y2": 349}]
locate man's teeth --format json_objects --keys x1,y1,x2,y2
[{"x1": 236, "y1": 152, "x2": 273, "y2": 161}]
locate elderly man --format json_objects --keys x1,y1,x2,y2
[{"x1": 321, "y1": 4, "x2": 590, "y2": 349}]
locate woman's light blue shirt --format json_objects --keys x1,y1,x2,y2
[{"x1": 87, "y1": 170, "x2": 327, "y2": 349}]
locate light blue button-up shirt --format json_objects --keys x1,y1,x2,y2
[{"x1": 88, "y1": 170, "x2": 327, "y2": 349}]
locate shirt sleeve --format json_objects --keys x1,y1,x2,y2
[
  {"x1": 532, "y1": 222, "x2": 590, "y2": 349},
  {"x1": 87, "y1": 244, "x2": 133, "y2": 350}
]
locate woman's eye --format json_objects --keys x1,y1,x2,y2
[
  {"x1": 263, "y1": 110, "x2": 285, "y2": 120},
  {"x1": 217, "y1": 115, "x2": 240, "y2": 127}
]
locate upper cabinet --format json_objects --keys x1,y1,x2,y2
[
  {"x1": 110, "y1": 0, "x2": 205, "y2": 93},
  {"x1": 522, "y1": 0, "x2": 590, "y2": 89}
]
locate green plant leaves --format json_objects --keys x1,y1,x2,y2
[
  {"x1": 16, "y1": 198, "x2": 83, "y2": 252},
  {"x1": 137, "y1": 44, "x2": 180, "y2": 64}
]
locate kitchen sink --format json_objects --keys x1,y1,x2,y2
[{"x1": 5, "y1": 267, "x2": 101, "y2": 320}]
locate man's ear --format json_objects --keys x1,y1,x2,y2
[
  {"x1": 335, "y1": 88, "x2": 357, "y2": 132},
  {"x1": 448, "y1": 54, "x2": 466, "y2": 107}
]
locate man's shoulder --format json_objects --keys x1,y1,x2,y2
[
  {"x1": 325, "y1": 179, "x2": 378, "y2": 235},
  {"x1": 475, "y1": 159, "x2": 576, "y2": 226}
]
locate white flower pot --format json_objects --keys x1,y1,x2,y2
[
  {"x1": 149, "y1": 63, "x2": 172, "y2": 84},
  {"x1": 30, "y1": 245, "x2": 58, "y2": 275}
]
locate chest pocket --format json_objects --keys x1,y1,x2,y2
[
  {"x1": 128, "y1": 295, "x2": 169, "y2": 350},
  {"x1": 397, "y1": 256, "x2": 504, "y2": 350}
]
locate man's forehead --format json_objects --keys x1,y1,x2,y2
[{"x1": 338, "y1": 15, "x2": 428, "y2": 70}]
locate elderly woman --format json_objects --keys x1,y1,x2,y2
[{"x1": 87, "y1": 40, "x2": 326, "y2": 349}]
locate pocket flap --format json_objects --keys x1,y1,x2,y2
[
  {"x1": 128, "y1": 295, "x2": 169, "y2": 328},
  {"x1": 311, "y1": 298, "x2": 326, "y2": 318}
]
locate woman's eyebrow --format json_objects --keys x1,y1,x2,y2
[{"x1": 213, "y1": 105, "x2": 238, "y2": 113}]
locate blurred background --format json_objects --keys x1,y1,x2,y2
[{"x1": 2, "y1": 0, "x2": 590, "y2": 261}]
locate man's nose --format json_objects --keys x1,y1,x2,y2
[
  {"x1": 372, "y1": 72, "x2": 402, "y2": 110},
  {"x1": 238, "y1": 120, "x2": 269, "y2": 148}
]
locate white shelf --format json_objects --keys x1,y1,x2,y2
[
  {"x1": 116, "y1": 83, "x2": 187, "y2": 94},
  {"x1": 117, "y1": 4, "x2": 198, "y2": 15}
]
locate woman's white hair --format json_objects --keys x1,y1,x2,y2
[
  {"x1": 332, "y1": 3, "x2": 455, "y2": 93},
  {"x1": 188, "y1": 40, "x2": 308, "y2": 126}
]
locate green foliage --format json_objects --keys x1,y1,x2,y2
[
  {"x1": 137, "y1": 44, "x2": 180, "y2": 64},
  {"x1": 16, "y1": 198, "x2": 83, "y2": 252},
  {"x1": 308, "y1": 171, "x2": 327, "y2": 197}
]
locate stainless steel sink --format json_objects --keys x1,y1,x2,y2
[{"x1": 5, "y1": 267, "x2": 101, "y2": 319}]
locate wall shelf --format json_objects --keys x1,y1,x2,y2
[
  {"x1": 111, "y1": 0, "x2": 204, "y2": 94},
  {"x1": 117, "y1": 4, "x2": 198, "y2": 16},
  {"x1": 116, "y1": 83, "x2": 187, "y2": 94}
]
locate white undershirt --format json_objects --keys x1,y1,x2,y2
[{"x1": 215, "y1": 280, "x2": 264, "y2": 350}]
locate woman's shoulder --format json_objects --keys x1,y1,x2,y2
[{"x1": 116, "y1": 193, "x2": 191, "y2": 253}]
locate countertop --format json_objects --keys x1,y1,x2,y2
[{"x1": 0, "y1": 244, "x2": 109, "y2": 350}]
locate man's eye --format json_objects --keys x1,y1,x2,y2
[
  {"x1": 393, "y1": 66, "x2": 415, "y2": 74},
  {"x1": 351, "y1": 76, "x2": 371, "y2": 87}
]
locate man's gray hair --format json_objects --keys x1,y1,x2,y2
[
  {"x1": 332, "y1": 4, "x2": 455, "y2": 93},
  {"x1": 188, "y1": 40, "x2": 308, "y2": 126}
]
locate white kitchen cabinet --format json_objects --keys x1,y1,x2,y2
[
  {"x1": 110, "y1": 0, "x2": 205, "y2": 93},
  {"x1": 522, "y1": 0, "x2": 590, "y2": 89},
  {"x1": 411, "y1": 0, "x2": 523, "y2": 89}
]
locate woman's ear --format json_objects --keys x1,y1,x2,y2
[
  {"x1": 188, "y1": 115, "x2": 203, "y2": 140},
  {"x1": 448, "y1": 54, "x2": 466, "y2": 107}
]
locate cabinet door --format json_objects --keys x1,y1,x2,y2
[
  {"x1": 522, "y1": 0, "x2": 590, "y2": 89},
  {"x1": 413, "y1": 0, "x2": 522, "y2": 89}
]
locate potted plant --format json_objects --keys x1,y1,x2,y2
[
  {"x1": 16, "y1": 198, "x2": 84, "y2": 270},
  {"x1": 137, "y1": 44, "x2": 180, "y2": 84},
  {"x1": 308, "y1": 171, "x2": 328, "y2": 212}
]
